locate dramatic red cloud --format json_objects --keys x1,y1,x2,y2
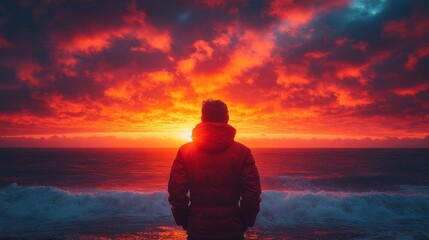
[
  {"x1": 383, "y1": 15, "x2": 429, "y2": 39},
  {"x1": 268, "y1": 0, "x2": 350, "y2": 34},
  {"x1": 0, "y1": 0, "x2": 428, "y2": 147},
  {"x1": 405, "y1": 47, "x2": 429, "y2": 71}
]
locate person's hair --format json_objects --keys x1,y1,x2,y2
[{"x1": 201, "y1": 99, "x2": 229, "y2": 123}]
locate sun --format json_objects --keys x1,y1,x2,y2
[{"x1": 178, "y1": 130, "x2": 193, "y2": 142}]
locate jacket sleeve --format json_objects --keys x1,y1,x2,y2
[
  {"x1": 168, "y1": 149, "x2": 190, "y2": 227},
  {"x1": 239, "y1": 149, "x2": 262, "y2": 228}
]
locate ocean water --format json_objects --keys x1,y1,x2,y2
[{"x1": 0, "y1": 148, "x2": 428, "y2": 239}]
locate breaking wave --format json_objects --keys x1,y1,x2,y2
[
  {"x1": 262, "y1": 175, "x2": 429, "y2": 192},
  {"x1": 1, "y1": 183, "x2": 428, "y2": 237}
]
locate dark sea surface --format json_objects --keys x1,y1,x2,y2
[{"x1": 1, "y1": 148, "x2": 428, "y2": 239}]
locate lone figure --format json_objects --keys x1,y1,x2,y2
[{"x1": 168, "y1": 99, "x2": 261, "y2": 240}]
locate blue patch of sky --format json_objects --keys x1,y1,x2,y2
[{"x1": 348, "y1": 0, "x2": 388, "y2": 19}]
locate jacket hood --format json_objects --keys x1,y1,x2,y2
[{"x1": 192, "y1": 122, "x2": 236, "y2": 152}]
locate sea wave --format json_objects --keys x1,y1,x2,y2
[
  {"x1": 1, "y1": 183, "x2": 428, "y2": 237},
  {"x1": 262, "y1": 175, "x2": 428, "y2": 192},
  {"x1": 0, "y1": 183, "x2": 173, "y2": 237},
  {"x1": 259, "y1": 190, "x2": 429, "y2": 227}
]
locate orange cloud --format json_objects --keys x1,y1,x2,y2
[
  {"x1": 53, "y1": 31, "x2": 124, "y2": 54},
  {"x1": 179, "y1": 29, "x2": 275, "y2": 93},
  {"x1": 269, "y1": 0, "x2": 349, "y2": 34},
  {"x1": 333, "y1": 87, "x2": 371, "y2": 107},
  {"x1": 276, "y1": 66, "x2": 309, "y2": 87},
  {"x1": 104, "y1": 69, "x2": 174, "y2": 100},
  {"x1": 177, "y1": 40, "x2": 214, "y2": 74},
  {"x1": 51, "y1": 2, "x2": 171, "y2": 59},
  {"x1": 124, "y1": 3, "x2": 171, "y2": 52}
]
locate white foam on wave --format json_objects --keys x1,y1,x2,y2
[
  {"x1": 0, "y1": 183, "x2": 173, "y2": 236},
  {"x1": 259, "y1": 190, "x2": 429, "y2": 228},
  {"x1": 1, "y1": 183, "x2": 428, "y2": 237}
]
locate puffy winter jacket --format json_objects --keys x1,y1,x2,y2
[{"x1": 168, "y1": 122, "x2": 261, "y2": 239}]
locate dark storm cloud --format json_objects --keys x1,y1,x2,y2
[
  {"x1": 355, "y1": 90, "x2": 429, "y2": 117},
  {"x1": 270, "y1": 0, "x2": 429, "y2": 118},
  {"x1": 0, "y1": 85, "x2": 51, "y2": 116}
]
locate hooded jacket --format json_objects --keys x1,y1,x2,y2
[{"x1": 168, "y1": 122, "x2": 261, "y2": 239}]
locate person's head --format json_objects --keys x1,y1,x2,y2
[{"x1": 201, "y1": 99, "x2": 229, "y2": 123}]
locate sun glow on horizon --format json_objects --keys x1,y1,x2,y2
[{"x1": 178, "y1": 131, "x2": 193, "y2": 142}]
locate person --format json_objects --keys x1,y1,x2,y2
[{"x1": 168, "y1": 99, "x2": 261, "y2": 240}]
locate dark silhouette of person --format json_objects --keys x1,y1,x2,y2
[{"x1": 168, "y1": 99, "x2": 261, "y2": 240}]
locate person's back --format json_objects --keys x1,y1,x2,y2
[{"x1": 168, "y1": 100, "x2": 261, "y2": 240}]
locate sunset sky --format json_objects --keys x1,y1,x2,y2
[{"x1": 0, "y1": 0, "x2": 428, "y2": 147}]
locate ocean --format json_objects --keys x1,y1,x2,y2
[{"x1": 1, "y1": 148, "x2": 428, "y2": 239}]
